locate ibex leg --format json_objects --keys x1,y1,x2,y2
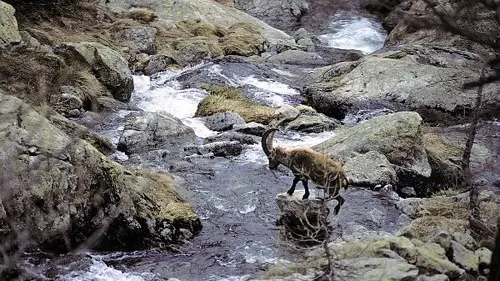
[
  {"x1": 333, "y1": 195, "x2": 345, "y2": 215},
  {"x1": 287, "y1": 177, "x2": 300, "y2": 196},
  {"x1": 301, "y1": 179, "x2": 310, "y2": 200}
]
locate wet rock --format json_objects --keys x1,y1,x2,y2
[
  {"x1": 54, "y1": 42, "x2": 134, "y2": 102},
  {"x1": 122, "y1": 26, "x2": 157, "y2": 55},
  {"x1": 265, "y1": 50, "x2": 329, "y2": 67},
  {"x1": 0, "y1": 93, "x2": 201, "y2": 252},
  {"x1": 304, "y1": 47, "x2": 498, "y2": 122},
  {"x1": 185, "y1": 141, "x2": 242, "y2": 157},
  {"x1": 343, "y1": 151, "x2": 397, "y2": 187},
  {"x1": 276, "y1": 190, "x2": 328, "y2": 241},
  {"x1": 0, "y1": 1, "x2": 21, "y2": 47},
  {"x1": 233, "y1": 122, "x2": 266, "y2": 136},
  {"x1": 205, "y1": 131, "x2": 258, "y2": 145},
  {"x1": 144, "y1": 53, "x2": 177, "y2": 75},
  {"x1": 335, "y1": 257, "x2": 419, "y2": 281},
  {"x1": 204, "y1": 111, "x2": 246, "y2": 131},
  {"x1": 314, "y1": 112, "x2": 431, "y2": 187},
  {"x1": 118, "y1": 112, "x2": 196, "y2": 154},
  {"x1": 450, "y1": 240, "x2": 478, "y2": 272},
  {"x1": 95, "y1": 96, "x2": 139, "y2": 112},
  {"x1": 389, "y1": 236, "x2": 463, "y2": 277},
  {"x1": 284, "y1": 112, "x2": 340, "y2": 133}
]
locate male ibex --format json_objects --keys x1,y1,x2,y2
[{"x1": 262, "y1": 128, "x2": 349, "y2": 215}]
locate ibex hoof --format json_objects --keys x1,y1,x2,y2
[
  {"x1": 287, "y1": 191, "x2": 294, "y2": 196},
  {"x1": 302, "y1": 195, "x2": 309, "y2": 200}
]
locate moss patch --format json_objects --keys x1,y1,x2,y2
[{"x1": 196, "y1": 85, "x2": 276, "y2": 124}]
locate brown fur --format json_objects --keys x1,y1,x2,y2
[{"x1": 262, "y1": 128, "x2": 349, "y2": 215}]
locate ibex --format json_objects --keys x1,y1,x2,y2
[{"x1": 262, "y1": 128, "x2": 349, "y2": 215}]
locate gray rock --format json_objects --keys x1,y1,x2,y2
[
  {"x1": 107, "y1": 0, "x2": 292, "y2": 45},
  {"x1": 293, "y1": 28, "x2": 311, "y2": 41},
  {"x1": 266, "y1": 49, "x2": 329, "y2": 67},
  {"x1": 205, "y1": 131, "x2": 258, "y2": 145},
  {"x1": 285, "y1": 112, "x2": 340, "y2": 133},
  {"x1": 144, "y1": 54, "x2": 176, "y2": 75},
  {"x1": 389, "y1": 236, "x2": 462, "y2": 277},
  {"x1": 416, "y1": 275, "x2": 450, "y2": 281},
  {"x1": 432, "y1": 231, "x2": 453, "y2": 251},
  {"x1": 304, "y1": 47, "x2": 498, "y2": 121},
  {"x1": 233, "y1": 122, "x2": 266, "y2": 136},
  {"x1": 55, "y1": 42, "x2": 134, "y2": 102},
  {"x1": 343, "y1": 151, "x2": 397, "y2": 187},
  {"x1": 49, "y1": 86, "x2": 85, "y2": 114},
  {"x1": 0, "y1": 93, "x2": 201, "y2": 252},
  {"x1": 399, "y1": 186, "x2": 417, "y2": 197},
  {"x1": 19, "y1": 31, "x2": 41, "y2": 50},
  {"x1": 235, "y1": 0, "x2": 309, "y2": 32},
  {"x1": 205, "y1": 111, "x2": 246, "y2": 131},
  {"x1": 450, "y1": 240, "x2": 478, "y2": 272},
  {"x1": 0, "y1": 1, "x2": 21, "y2": 47},
  {"x1": 122, "y1": 26, "x2": 157, "y2": 55},
  {"x1": 395, "y1": 197, "x2": 423, "y2": 218},
  {"x1": 276, "y1": 190, "x2": 328, "y2": 241},
  {"x1": 274, "y1": 105, "x2": 300, "y2": 123},
  {"x1": 186, "y1": 141, "x2": 243, "y2": 157},
  {"x1": 335, "y1": 257, "x2": 419, "y2": 281},
  {"x1": 452, "y1": 232, "x2": 476, "y2": 250},
  {"x1": 475, "y1": 247, "x2": 492, "y2": 267},
  {"x1": 296, "y1": 38, "x2": 315, "y2": 52},
  {"x1": 118, "y1": 112, "x2": 196, "y2": 154},
  {"x1": 314, "y1": 112, "x2": 431, "y2": 187}
]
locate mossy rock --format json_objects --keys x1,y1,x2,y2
[
  {"x1": 220, "y1": 22, "x2": 266, "y2": 56},
  {"x1": 172, "y1": 36, "x2": 224, "y2": 65},
  {"x1": 196, "y1": 85, "x2": 275, "y2": 124}
]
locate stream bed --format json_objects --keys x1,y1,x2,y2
[{"x1": 22, "y1": 11, "x2": 392, "y2": 281}]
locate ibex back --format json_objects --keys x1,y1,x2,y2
[{"x1": 262, "y1": 128, "x2": 349, "y2": 215}]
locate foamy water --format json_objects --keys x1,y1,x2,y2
[
  {"x1": 59, "y1": 258, "x2": 153, "y2": 281},
  {"x1": 318, "y1": 12, "x2": 386, "y2": 54}
]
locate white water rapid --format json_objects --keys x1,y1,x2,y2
[{"x1": 318, "y1": 12, "x2": 387, "y2": 54}]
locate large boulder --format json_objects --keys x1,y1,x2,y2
[
  {"x1": 55, "y1": 42, "x2": 134, "y2": 102},
  {"x1": 313, "y1": 112, "x2": 431, "y2": 187},
  {"x1": 0, "y1": 1, "x2": 21, "y2": 47},
  {"x1": 343, "y1": 151, "x2": 398, "y2": 187},
  {"x1": 304, "y1": 48, "x2": 499, "y2": 122},
  {"x1": 386, "y1": 0, "x2": 500, "y2": 53},
  {"x1": 235, "y1": 0, "x2": 309, "y2": 32},
  {"x1": 0, "y1": 93, "x2": 201, "y2": 253},
  {"x1": 118, "y1": 111, "x2": 197, "y2": 154},
  {"x1": 107, "y1": 0, "x2": 292, "y2": 45}
]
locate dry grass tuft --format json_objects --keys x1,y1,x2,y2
[{"x1": 196, "y1": 85, "x2": 276, "y2": 124}]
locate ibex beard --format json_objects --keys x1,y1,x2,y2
[{"x1": 262, "y1": 128, "x2": 349, "y2": 215}]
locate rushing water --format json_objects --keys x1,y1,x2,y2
[
  {"x1": 318, "y1": 12, "x2": 386, "y2": 54},
  {"x1": 26, "y1": 13, "x2": 390, "y2": 281}
]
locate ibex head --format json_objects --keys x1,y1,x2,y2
[{"x1": 261, "y1": 128, "x2": 288, "y2": 170}]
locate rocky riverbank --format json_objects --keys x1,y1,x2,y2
[{"x1": 0, "y1": 0, "x2": 498, "y2": 280}]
